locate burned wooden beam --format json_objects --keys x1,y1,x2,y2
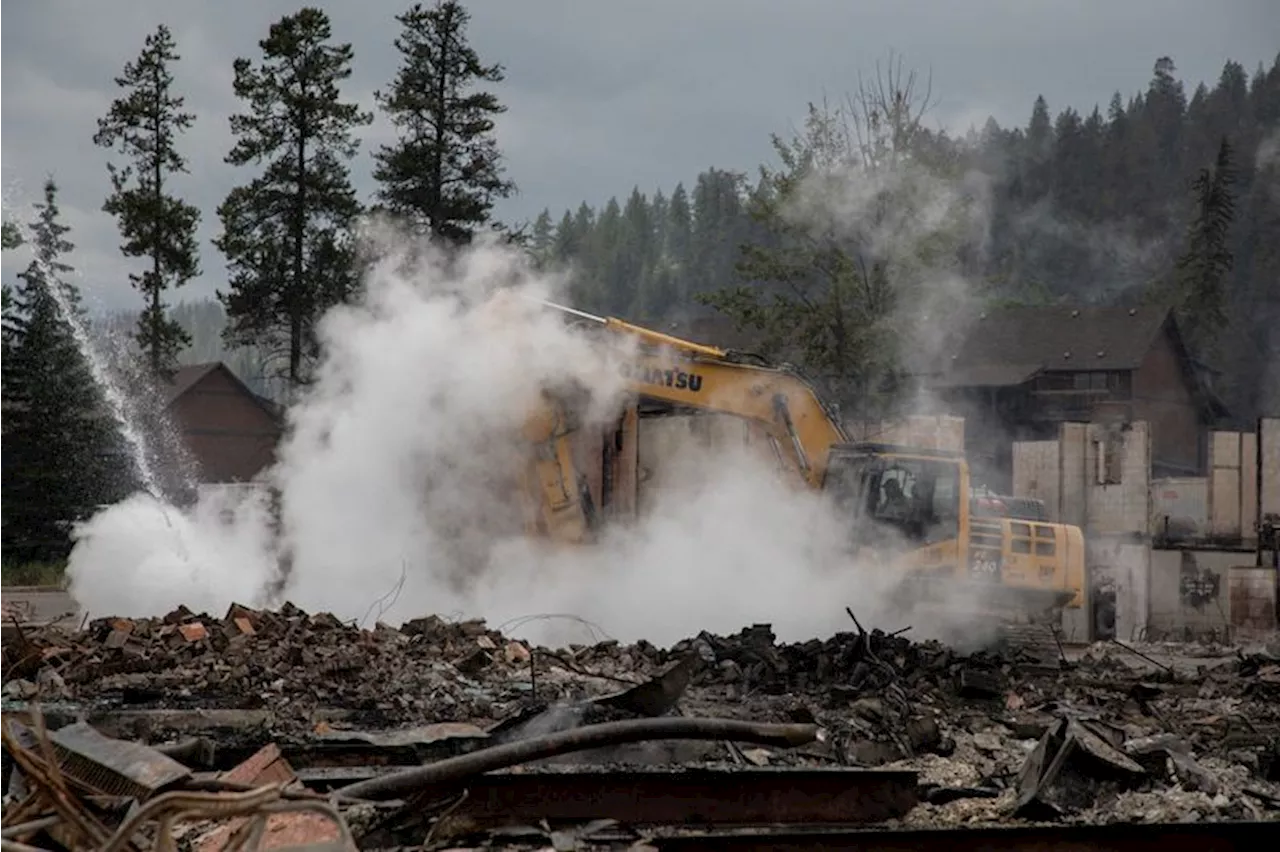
[
  {"x1": 643, "y1": 820, "x2": 1275, "y2": 851},
  {"x1": 405, "y1": 767, "x2": 918, "y2": 828}
]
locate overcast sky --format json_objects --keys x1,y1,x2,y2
[{"x1": 3, "y1": 0, "x2": 1277, "y2": 313}]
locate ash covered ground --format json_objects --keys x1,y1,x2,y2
[{"x1": 5, "y1": 601, "x2": 1280, "y2": 833}]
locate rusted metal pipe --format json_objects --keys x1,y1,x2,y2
[{"x1": 335, "y1": 717, "x2": 819, "y2": 801}]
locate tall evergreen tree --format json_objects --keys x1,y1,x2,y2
[
  {"x1": 551, "y1": 210, "x2": 578, "y2": 262},
  {"x1": 530, "y1": 208, "x2": 554, "y2": 264},
  {"x1": 665, "y1": 183, "x2": 692, "y2": 302},
  {"x1": 1, "y1": 219, "x2": 22, "y2": 251},
  {"x1": 1174, "y1": 136, "x2": 1236, "y2": 352},
  {"x1": 373, "y1": 0, "x2": 515, "y2": 243},
  {"x1": 214, "y1": 7, "x2": 372, "y2": 388},
  {"x1": 1, "y1": 180, "x2": 134, "y2": 562},
  {"x1": 94, "y1": 24, "x2": 201, "y2": 378}
]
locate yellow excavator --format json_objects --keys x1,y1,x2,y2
[{"x1": 518, "y1": 302, "x2": 1084, "y2": 652}]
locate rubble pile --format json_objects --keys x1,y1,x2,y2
[
  {"x1": 2, "y1": 605, "x2": 600, "y2": 728},
  {"x1": 4, "y1": 601, "x2": 1280, "y2": 847}
]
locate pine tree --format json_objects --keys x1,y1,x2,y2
[
  {"x1": 1, "y1": 219, "x2": 22, "y2": 251},
  {"x1": 93, "y1": 24, "x2": 201, "y2": 379},
  {"x1": 530, "y1": 209, "x2": 554, "y2": 265},
  {"x1": 1, "y1": 180, "x2": 134, "y2": 562},
  {"x1": 665, "y1": 184, "x2": 692, "y2": 302},
  {"x1": 1174, "y1": 136, "x2": 1236, "y2": 352},
  {"x1": 214, "y1": 7, "x2": 372, "y2": 388},
  {"x1": 373, "y1": 1, "x2": 515, "y2": 244},
  {"x1": 551, "y1": 210, "x2": 578, "y2": 262}
]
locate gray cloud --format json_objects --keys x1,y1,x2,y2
[{"x1": 3, "y1": 0, "x2": 1278, "y2": 311}]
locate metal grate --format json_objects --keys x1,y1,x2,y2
[{"x1": 48, "y1": 722, "x2": 191, "y2": 800}]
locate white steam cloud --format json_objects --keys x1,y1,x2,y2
[
  {"x1": 66, "y1": 228, "x2": 913, "y2": 647},
  {"x1": 1257, "y1": 128, "x2": 1280, "y2": 175}
]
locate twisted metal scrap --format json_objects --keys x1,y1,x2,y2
[
  {"x1": 100, "y1": 784, "x2": 357, "y2": 852},
  {"x1": 1, "y1": 712, "x2": 115, "y2": 850},
  {"x1": 2, "y1": 709, "x2": 356, "y2": 852}
]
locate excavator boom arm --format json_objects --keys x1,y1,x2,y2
[
  {"x1": 517, "y1": 302, "x2": 850, "y2": 541},
  {"x1": 542, "y1": 300, "x2": 849, "y2": 486}
]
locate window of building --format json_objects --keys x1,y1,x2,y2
[
  {"x1": 1094, "y1": 435, "x2": 1125, "y2": 485},
  {"x1": 1035, "y1": 373, "x2": 1075, "y2": 391},
  {"x1": 1035, "y1": 370, "x2": 1133, "y2": 400},
  {"x1": 1068, "y1": 371, "x2": 1133, "y2": 398}
]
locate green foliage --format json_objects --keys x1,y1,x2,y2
[
  {"x1": 0, "y1": 560, "x2": 68, "y2": 588},
  {"x1": 546, "y1": 52, "x2": 1280, "y2": 423},
  {"x1": 696, "y1": 103, "x2": 905, "y2": 413},
  {"x1": 1172, "y1": 136, "x2": 1236, "y2": 352},
  {"x1": 94, "y1": 24, "x2": 202, "y2": 379},
  {"x1": 373, "y1": 1, "x2": 515, "y2": 244},
  {"x1": 1, "y1": 219, "x2": 23, "y2": 250},
  {"x1": 698, "y1": 81, "x2": 982, "y2": 416},
  {"x1": 1, "y1": 180, "x2": 136, "y2": 563},
  {"x1": 214, "y1": 6, "x2": 372, "y2": 388}
]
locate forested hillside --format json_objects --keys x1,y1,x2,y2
[
  {"x1": 526, "y1": 56, "x2": 1280, "y2": 422},
  {"x1": 75, "y1": 51, "x2": 1280, "y2": 420},
  {"x1": 94, "y1": 301, "x2": 280, "y2": 399},
  {"x1": 9, "y1": 5, "x2": 1276, "y2": 565}
]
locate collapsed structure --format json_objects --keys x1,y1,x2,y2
[
  {"x1": 3, "y1": 601, "x2": 1280, "y2": 849},
  {"x1": 5, "y1": 300, "x2": 1277, "y2": 849}
]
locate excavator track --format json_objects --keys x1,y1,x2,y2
[
  {"x1": 995, "y1": 621, "x2": 1064, "y2": 668},
  {"x1": 890, "y1": 577, "x2": 1069, "y2": 668}
]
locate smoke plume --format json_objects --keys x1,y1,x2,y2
[
  {"x1": 1257, "y1": 128, "x2": 1280, "y2": 176},
  {"x1": 66, "y1": 226, "x2": 954, "y2": 648}
]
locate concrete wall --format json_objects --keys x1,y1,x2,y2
[
  {"x1": 1012, "y1": 421, "x2": 1152, "y2": 642},
  {"x1": 1013, "y1": 418, "x2": 1280, "y2": 642},
  {"x1": 1012, "y1": 421, "x2": 1151, "y2": 531},
  {"x1": 1148, "y1": 549, "x2": 1276, "y2": 641},
  {"x1": 1150, "y1": 477, "x2": 1209, "y2": 541},
  {"x1": 1012, "y1": 440, "x2": 1061, "y2": 521},
  {"x1": 1085, "y1": 538, "x2": 1151, "y2": 643},
  {"x1": 1132, "y1": 419, "x2": 1280, "y2": 547},
  {"x1": 1019, "y1": 419, "x2": 1280, "y2": 547},
  {"x1": 1208, "y1": 430, "x2": 1256, "y2": 542},
  {"x1": 1264, "y1": 418, "x2": 1280, "y2": 519}
]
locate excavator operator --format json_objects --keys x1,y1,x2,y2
[{"x1": 881, "y1": 478, "x2": 910, "y2": 515}]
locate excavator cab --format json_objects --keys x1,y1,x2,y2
[{"x1": 822, "y1": 443, "x2": 964, "y2": 553}]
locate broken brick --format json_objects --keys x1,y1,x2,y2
[
  {"x1": 177, "y1": 622, "x2": 208, "y2": 643},
  {"x1": 221, "y1": 742, "x2": 295, "y2": 787},
  {"x1": 504, "y1": 640, "x2": 531, "y2": 664}
]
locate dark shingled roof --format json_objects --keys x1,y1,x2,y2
[
  {"x1": 165, "y1": 363, "x2": 221, "y2": 405},
  {"x1": 165, "y1": 361, "x2": 284, "y2": 423},
  {"x1": 929, "y1": 362, "x2": 1045, "y2": 389},
  {"x1": 938, "y1": 304, "x2": 1174, "y2": 387}
]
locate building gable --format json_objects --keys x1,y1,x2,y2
[{"x1": 166, "y1": 362, "x2": 283, "y2": 483}]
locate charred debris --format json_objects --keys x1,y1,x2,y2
[{"x1": 3, "y1": 603, "x2": 1280, "y2": 850}]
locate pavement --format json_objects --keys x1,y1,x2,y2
[{"x1": 1, "y1": 586, "x2": 80, "y2": 627}]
